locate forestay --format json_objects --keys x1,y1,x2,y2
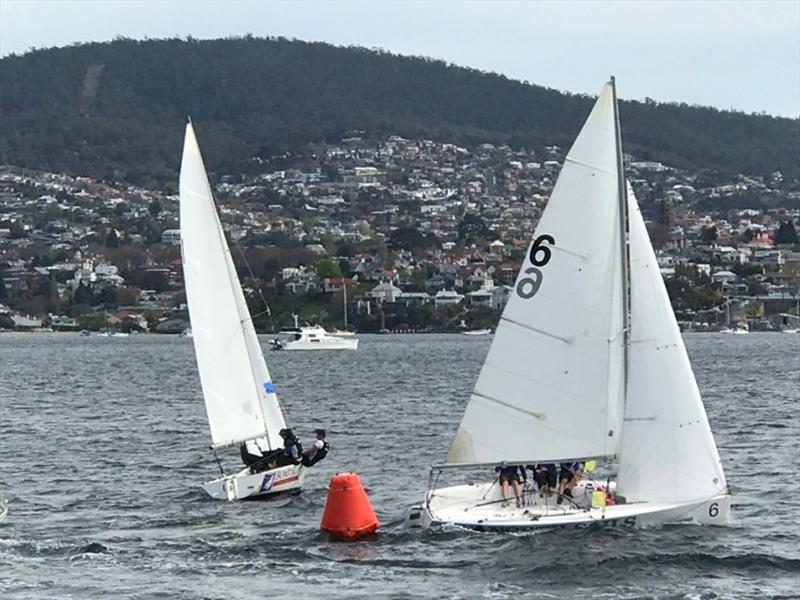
[
  {"x1": 617, "y1": 187, "x2": 728, "y2": 503},
  {"x1": 448, "y1": 83, "x2": 626, "y2": 464},
  {"x1": 180, "y1": 123, "x2": 286, "y2": 449}
]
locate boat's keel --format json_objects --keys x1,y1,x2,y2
[{"x1": 202, "y1": 464, "x2": 305, "y2": 501}]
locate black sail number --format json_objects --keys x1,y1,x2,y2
[
  {"x1": 516, "y1": 267, "x2": 544, "y2": 299},
  {"x1": 516, "y1": 234, "x2": 555, "y2": 300},
  {"x1": 529, "y1": 234, "x2": 555, "y2": 267}
]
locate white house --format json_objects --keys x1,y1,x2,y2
[
  {"x1": 369, "y1": 281, "x2": 402, "y2": 304},
  {"x1": 434, "y1": 289, "x2": 465, "y2": 307}
]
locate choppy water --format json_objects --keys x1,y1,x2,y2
[{"x1": 0, "y1": 332, "x2": 798, "y2": 599}]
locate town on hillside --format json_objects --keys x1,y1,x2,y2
[{"x1": 1, "y1": 133, "x2": 799, "y2": 334}]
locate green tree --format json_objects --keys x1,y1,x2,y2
[
  {"x1": 72, "y1": 282, "x2": 94, "y2": 305},
  {"x1": 700, "y1": 226, "x2": 718, "y2": 243},
  {"x1": 458, "y1": 214, "x2": 489, "y2": 241},
  {"x1": 774, "y1": 221, "x2": 799, "y2": 245},
  {"x1": 316, "y1": 259, "x2": 342, "y2": 279},
  {"x1": 96, "y1": 286, "x2": 118, "y2": 308},
  {"x1": 106, "y1": 228, "x2": 120, "y2": 248},
  {"x1": 148, "y1": 199, "x2": 162, "y2": 217}
]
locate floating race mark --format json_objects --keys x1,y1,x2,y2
[{"x1": 264, "y1": 381, "x2": 276, "y2": 394}]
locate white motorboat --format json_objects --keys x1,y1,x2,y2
[
  {"x1": 271, "y1": 324, "x2": 358, "y2": 350},
  {"x1": 462, "y1": 329, "x2": 492, "y2": 336},
  {"x1": 180, "y1": 122, "x2": 304, "y2": 501},
  {"x1": 720, "y1": 327, "x2": 748, "y2": 335},
  {"x1": 407, "y1": 79, "x2": 730, "y2": 531}
]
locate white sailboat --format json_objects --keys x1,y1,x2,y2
[
  {"x1": 332, "y1": 278, "x2": 357, "y2": 337},
  {"x1": 407, "y1": 79, "x2": 730, "y2": 530},
  {"x1": 180, "y1": 122, "x2": 304, "y2": 501}
]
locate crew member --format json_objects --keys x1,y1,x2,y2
[
  {"x1": 495, "y1": 464, "x2": 526, "y2": 508},
  {"x1": 301, "y1": 429, "x2": 330, "y2": 467}
]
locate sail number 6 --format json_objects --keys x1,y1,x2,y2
[
  {"x1": 516, "y1": 235, "x2": 555, "y2": 300},
  {"x1": 529, "y1": 234, "x2": 555, "y2": 266}
]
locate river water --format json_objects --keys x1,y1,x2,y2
[{"x1": 0, "y1": 332, "x2": 798, "y2": 599}]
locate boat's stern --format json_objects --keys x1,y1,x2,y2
[
  {"x1": 404, "y1": 504, "x2": 435, "y2": 529},
  {"x1": 685, "y1": 492, "x2": 732, "y2": 526}
]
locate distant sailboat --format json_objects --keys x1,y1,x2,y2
[
  {"x1": 180, "y1": 122, "x2": 304, "y2": 501},
  {"x1": 407, "y1": 79, "x2": 730, "y2": 530}
]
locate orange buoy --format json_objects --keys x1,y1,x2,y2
[{"x1": 320, "y1": 472, "x2": 380, "y2": 539}]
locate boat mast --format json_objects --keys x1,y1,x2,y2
[
  {"x1": 343, "y1": 279, "x2": 348, "y2": 329},
  {"x1": 611, "y1": 77, "x2": 631, "y2": 408}
]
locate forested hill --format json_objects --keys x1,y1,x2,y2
[{"x1": 1, "y1": 37, "x2": 797, "y2": 187}]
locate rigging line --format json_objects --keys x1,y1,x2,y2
[{"x1": 232, "y1": 236, "x2": 276, "y2": 332}]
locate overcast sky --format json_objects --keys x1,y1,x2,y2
[{"x1": 2, "y1": 0, "x2": 798, "y2": 117}]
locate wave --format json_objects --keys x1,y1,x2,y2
[{"x1": 595, "y1": 551, "x2": 799, "y2": 573}]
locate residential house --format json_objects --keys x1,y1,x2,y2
[
  {"x1": 434, "y1": 289, "x2": 464, "y2": 307},
  {"x1": 369, "y1": 281, "x2": 402, "y2": 304}
]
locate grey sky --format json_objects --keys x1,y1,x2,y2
[{"x1": 1, "y1": 0, "x2": 798, "y2": 117}]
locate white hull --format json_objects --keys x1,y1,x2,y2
[
  {"x1": 274, "y1": 337, "x2": 359, "y2": 350},
  {"x1": 202, "y1": 464, "x2": 305, "y2": 501},
  {"x1": 407, "y1": 480, "x2": 731, "y2": 531},
  {"x1": 283, "y1": 339, "x2": 358, "y2": 350},
  {"x1": 331, "y1": 330, "x2": 356, "y2": 337},
  {"x1": 462, "y1": 329, "x2": 492, "y2": 336}
]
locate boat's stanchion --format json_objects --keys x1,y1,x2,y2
[
  {"x1": 425, "y1": 467, "x2": 441, "y2": 509},
  {"x1": 210, "y1": 446, "x2": 225, "y2": 477}
]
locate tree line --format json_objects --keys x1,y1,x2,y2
[{"x1": 1, "y1": 37, "x2": 797, "y2": 188}]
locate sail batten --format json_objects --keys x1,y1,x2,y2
[{"x1": 180, "y1": 122, "x2": 286, "y2": 449}]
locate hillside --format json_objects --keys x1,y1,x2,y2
[{"x1": 1, "y1": 36, "x2": 798, "y2": 187}]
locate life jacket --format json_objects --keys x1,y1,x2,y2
[
  {"x1": 303, "y1": 441, "x2": 329, "y2": 467},
  {"x1": 283, "y1": 439, "x2": 302, "y2": 460}
]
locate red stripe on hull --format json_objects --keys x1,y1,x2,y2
[{"x1": 273, "y1": 475, "x2": 300, "y2": 487}]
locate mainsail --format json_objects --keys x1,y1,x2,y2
[
  {"x1": 448, "y1": 82, "x2": 626, "y2": 464},
  {"x1": 180, "y1": 123, "x2": 286, "y2": 449},
  {"x1": 617, "y1": 187, "x2": 728, "y2": 503}
]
